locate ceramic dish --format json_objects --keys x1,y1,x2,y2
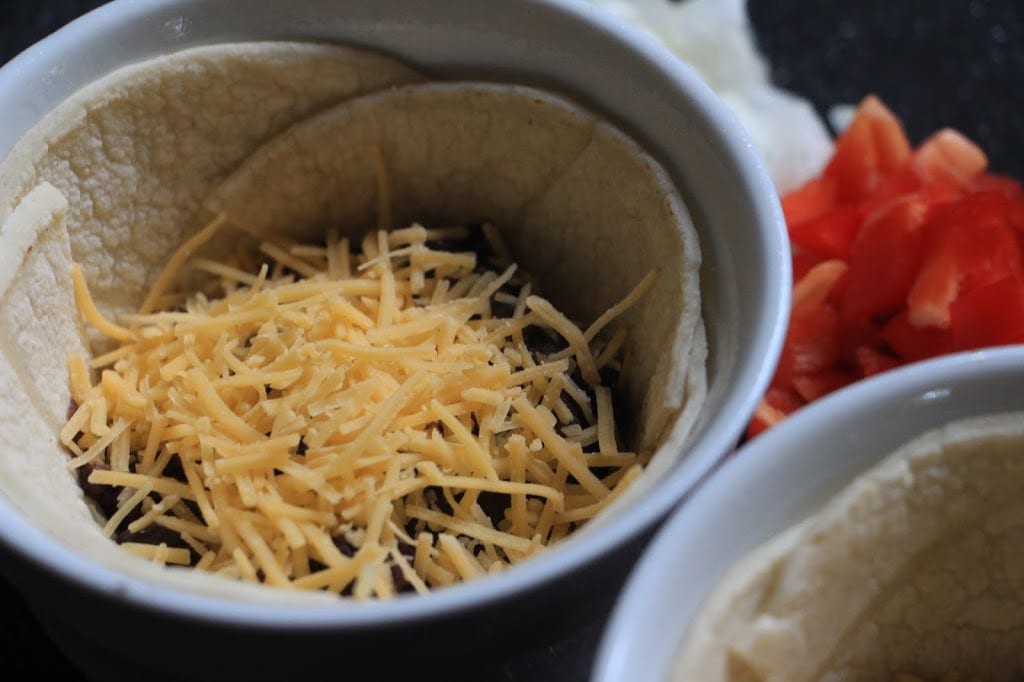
[
  {"x1": 595, "y1": 346, "x2": 1024, "y2": 681},
  {"x1": 0, "y1": 1, "x2": 787, "y2": 680}
]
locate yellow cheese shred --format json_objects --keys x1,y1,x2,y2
[
  {"x1": 137, "y1": 213, "x2": 227, "y2": 315},
  {"x1": 63, "y1": 220, "x2": 654, "y2": 599},
  {"x1": 71, "y1": 264, "x2": 135, "y2": 342}
]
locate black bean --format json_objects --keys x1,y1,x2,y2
[
  {"x1": 332, "y1": 534, "x2": 358, "y2": 558},
  {"x1": 75, "y1": 462, "x2": 120, "y2": 519}
]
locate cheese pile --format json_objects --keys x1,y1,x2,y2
[{"x1": 61, "y1": 220, "x2": 653, "y2": 598}]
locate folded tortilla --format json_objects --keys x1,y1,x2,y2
[
  {"x1": 674, "y1": 412, "x2": 1024, "y2": 681},
  {"x1": 0, "y1": 44, "x2": 704, "y2": 598}
]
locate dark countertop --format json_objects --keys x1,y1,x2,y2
[
  {"x1": 1, "y1": 2, "x2": 1021, "y2": 680},
  {"x1": 747, "y1": 0, "x2": 1023, "y2": 179}
]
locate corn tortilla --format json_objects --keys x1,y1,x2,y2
[
  {"x1": 0, "y1": 43, "x2": 705, "y2": 599},
  {"x1": 674, "y1": 412, "x2": 1024, "y2": 681}
]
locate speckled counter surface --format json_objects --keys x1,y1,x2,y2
[{"x1": 1, "y1": 2, "x2": 1021, "y2": 680}]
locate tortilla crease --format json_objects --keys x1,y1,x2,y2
[
  {"x1": 673, "y1": 411, "x2": 1024, "y2": 682},
  {"x1": 0, "y1": 47, "x2": 704, "y2": 601}
]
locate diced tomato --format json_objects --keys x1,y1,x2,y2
[
  {"x1": 792, "y1": 369, "x2": 856, "y2": 403},
  {"x1": 911, "y1": 128, "x2": 987, "y2": 187},
  {"x1": 858, "y1": 166, "x2": 922, "y2": 213},
  {"x1": 825, "y1": 95, "x2": 911, "y2": 202},
  {"x1": 788, "y1": 205, "x2": 864, "y2": 261},
  {"x1": 746, "y1": 402, "x2": 783, "y2": 440},
  {"x1": 854, "y1": 345, "x2": 900, "y2": 377},
  {"x1": 837, "y1": 315, "x2": 884, "y2": 365},
  {"x1": 791, "y1": 247, "x2": 823, "y2": 283},
  {"x1": 746, "y1": 388, "x2": 804, "y2": 440},
  {"x1": 949, "y1": 195, "x2": 1023, "y2": 292},
  {"x1": 1008, "y1": 193, "x2": 1024, "y2": 260},
  {"x1": 792, "y1": 260, "x2": 848, "y2": 308},
  {"x1": 841, "y1": 196, "x2": 928, "y2": 322},
  {"x1": 764, "y1": 386, "x2": 804, "y2": 414},
  {"x1": 881, "y1": 310, "x2": 953, "y2": 361},
  {"x1": 776, "y1": 261, "x2": 849, "y2": 390},
  {"x1": 745, "y1": 409, "x2": 775, "y2": 441},
  {"x1": 904, "y1": 236, "x2": 958, "y2": 328},
  {"x1": 773, "y1": 302, "x2": 840, "y2": 387},
  {"x1": 782, "y1": 176, "x2": 838, "y2": 226},
  {"x1": 748, "y1": 94, "x2": 1024, "y2": 439},
  {"x1": 869, "y1": 100, "x2": 913, "y2": 174},
  {"x1": 969, "y1": 172, "x2": 1023, "y2": 199},
  {"x1": 824, "y1": 103, "x2": 878, "y2": 202},
  {"x1": 950, "y1": 276, "x2": 1024, "y2": 350},
  {"x1": 907, "y1": 191, "x2": 1022, "y2": 328},
  {"x1": 862, "y1": 169, "x2": 967, "y2": 219}
]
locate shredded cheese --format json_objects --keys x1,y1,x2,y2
[{"x1": 63, "y1": 221, "x2": 654, "y2": 599}]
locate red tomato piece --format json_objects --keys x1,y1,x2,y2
[
  {"x1": 792, "y1": 369, "x2": 856, "y2": 403},
  {"x1": 911, "y1": 128, "x2": 987, "y2": 187},
  {"x1": 869, "y1": 101, "x2": 913, "y2": 175},
  {"x1": 838, "y1": 315, "x2": 885, "y2": 366},
  {"x1": 773, "y1": 302, "x2": 840, "y2": 387},
  {"x1": 746, "y1": 388, "x2": 804, "y2": 440},
  {"x1": 825, "y1": 103, "x2": 877, "y2": 202},
  {"x1": 788, "y1": 205, "x2": 864, "y2": 261},
  {"x1": 745, "y1": 411, "x2": 774, "y2": 440},
  {"x1": 748, "y1": 95, "x2": 1024, "y2": 440},
  {"x1": 1013, "y1": 197, "x2": 1024, "y2": 226},
  {"x1": 841, "y1": 196, "x2": 928, "y2": 323},
  {"x1": 904, "y1": 227, "x2": 958, "y2": 329},
  {"x1": 907, "y1": 191, "x2": 1022, "y2": 328},
  {"x1": 970, "y1": 172, "x2": 1023, "y2": 200},
  {"x1": 999, "y1": 189, "x2": 1024, "y2": 259},
  {"x1": 764, "y1": 386, "x2": 804, "y2": 414},
  {"x1": 855, "y1": 345, "x2": 900, "y2": 377},
  {"x1": 782, "y1": 176, "x2": 838, "y2": 226},
  {"x1": 825, "y1": 95, "x2": 911, "y2": 203},
  {"x1": 791, "y1": 247, "x2": 822, "y2": 283},
  {"x1": 881, "y1": 310, "x2": 953, "y2": 361},
  {"x1": 950, "y1": 276, "x2": 1024, "y2": 350},
  {"x1": 792, "y1": 259, "x2": 848, "y2": 308},
  {"x1": 859, "y1": 166, "x2": 923, "y2": 214},
  {"x1": 953, "y1": 197, "x2": 1022, "y2": 293}
]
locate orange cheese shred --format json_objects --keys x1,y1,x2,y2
[{"x1": 63, "y1": 221, "x2": 652, "y2": 599}]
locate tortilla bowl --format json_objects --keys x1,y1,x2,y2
[
  {"x1": 2, "y1": 49, "x2": 702, "y2": 597},
  {"x1": 0, "y1": 1, "x2": 787, "y2": 679},
  {"x1": 596, "y1": 346, "x2": 1024, "y2": 682}
]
